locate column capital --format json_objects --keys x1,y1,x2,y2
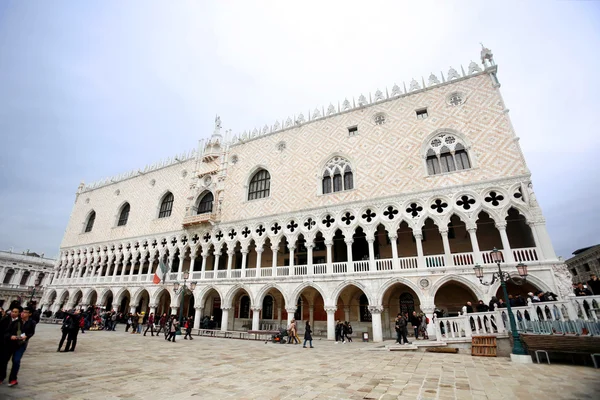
[
  {"x1": 343, "y1": 306, "x2": 351, "y2": 312},
  {"x1": 255, "y1": 247, "x2": 264, "y2": 254},
  {"x1": 241, "y1": 249, "x2": 249, "y2": 255},
  {"x1": 148, "y1": 303, "x2": 158, "y2": 308},
  {"x1": 221, "y1": 307, "x2": 233, "y2": 311},
  {"x1": 194, "y1": 305, "x2": 203, "y2": 310},
  {"x1": 305, "y1": 243, "x2": 314, "y2": 248},
  {"x1": 251, "y1": 307, "x2": 262, "y2": 312},
  {"x1": 227, "y1": 250, "x2": 235, "y2": 256},
  {"x1": 388, "y1": 234, "x2": 398, "y2": 240},
  {"x1": 438, "y1": 228, "x2": 449, "y2": 236},
  {"x1": 466, "y1": 226, "x2": 477, "y2": 233},
  {"x1": 271, "y1": 246, "x2": 279, "y2": 252},
  {"x1": 324, "y1": 240, "x2": 333, "y2": 246},
  {"x1": 308, "y1": 305, "x2": 314, "y2": 310},
  {"x1": 288, "y1": 246, "x2": 296, "y2": 252},
  {"x1": 413, "y1": 232, "x2": 423, "y2": 240},
  {"x1": 366, "y1": 237, "x2": 375, "y2": 244},
  {"x1": 285, "y1": 307, "x2": 297, "y2": 314},
  {"x1": 344, "y1": 239, "x2": 354, "y2": 245},
  {"x1": 368, "y1": 305, "x2": 384, "y2": 314},
  {"x1": 324, "y1": 306, "x2": 337, "y2": 314},
  {"x1": 495, "y1": 222, "x2": 507, "y2": 230}
]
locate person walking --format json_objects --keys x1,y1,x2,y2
[
  {"x1": 0, "y1": 306, "x2": 37, "y2": 387},
  {"x1": 156, "y1": 313, "x2": 167, "y2": 337},
  {"x1": 395, "y1": 313, "x2": 410, "y2": 345},
  {"x1": 302, "y1": 321, "x2": 314, "y2": 348},
  {"x1": 167, "y1": 317, "x2": 179, "y2": 342},
  {"x1": 419, "y1": 313, "x2": 429, "y2": 340},
  {"x1": 184, "y1": 316, "x2": 194, "y2": 340},
  {"x1": 56, "y1": 313, "x2": 72, "y2": 352},
  {"x1": 136, "y1": 312, "x2": 145, "y2": 334},
  {"x1": 409, "y1": 311, "x2": 420, "y2": 340},
  {"x1": 343, "y1": 321, "x2": 353, "y2": 343},
  {"x1": 125, "y1": 313, "x2": 132, "y2": 332},
  {"x1": 143, "y1": 313, "x2": 155, "y2": 336},
  {"x1": 63, "y1": 309, "x2": 81, "y2": 352}
]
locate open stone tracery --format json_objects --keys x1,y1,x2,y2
[{"x1": 45, "y1": 51, "x2": 568, "y2": 343}]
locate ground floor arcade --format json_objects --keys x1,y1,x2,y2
[{"x1": 43, "y1": 265, "x2": 559, "y2": 341}]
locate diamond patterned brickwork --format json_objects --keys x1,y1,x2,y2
[
  {"x1": 60, "y1": 159, "x2": 196, "y2": 249},
  {"x1": 220, "y1": 73, "x2": 526, "y2": 223}
]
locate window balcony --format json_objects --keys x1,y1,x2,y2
[{"x1": 182, "y1": 213, "x2": 217, "y2": 227}]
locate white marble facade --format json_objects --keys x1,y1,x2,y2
[
  {"x1": 0, "y1": 250, "x2": 54, "y2": 308},
  {"x1": 43, "y1": 53, "x2": 567, "y2": 341}
]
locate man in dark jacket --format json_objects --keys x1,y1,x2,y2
[
  {"x1": 0, "y1": 306, "x2": 36, "y2": 386},
  {"x1": 588, "y1": 274, "x2": 600, "y2": 295},
  {"x1": 409, "y1": 311, "x2": 420, "y2": 339},
  {"x1": 62, "y1": 310, "x2": 81, "y2": 352},
  {"x1": 574, "y1": 282, "x2": 592, "y2": 297},
  {"x1": 395, "y1": 313, "x2": 410, "y2": 345}
]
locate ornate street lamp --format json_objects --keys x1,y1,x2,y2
[
  {"x1": 473, "y1": 248, "x2": 528, "y2": 358},
  {"x1": 173, "y1": 271, "x2": 196, "y2": 334}
]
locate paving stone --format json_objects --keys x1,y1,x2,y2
[{"x1": 0, "y1": 324, "x2": 598, "y2": 399}]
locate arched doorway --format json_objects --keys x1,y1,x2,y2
[
  {"x1": 380, "y1": 281, "x2": 422, "y2": 339},
  {"x1": 334, "y1": 284, "x2": 371, "y2": 340},
  {"x1": 156, "y1": 289, "x2": 172, "y2": 317},
  {"x1": 230, "y1": 288, "x2": 252, "y2": 331},
  {"x1": 259, "y1": 287, "x2": 286, "y2": 329},
  {"x1": 117, "y1": 290, "x2": 131, "y2": 314},
  {"x1": 134, "y1": 289, "x2": 150, "y2": 314},
  {"x1": 201, "y1": 288, "x2": 222, "y2": 328},
  {"x1": 434, "y1": 279, "x2": 478, "y2": 316}
]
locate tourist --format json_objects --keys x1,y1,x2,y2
[
  {"x1": 79, "y1": 312, "x2": 86, "y2": 334},
  {"x1": 167, "y1": 317, "x2": 179, "y2": 342},
  {"x1": 302, "y1": 321, "x2": 314, "y2": 348},
  {"x1": 464, "y1": 302, "x2": 474, "y2": 313},
  {"x1": 62, "y1": 309, "x2": 81, "y2": 352},
  {"x1": 156, "y1": 313, "x2": 167, "y2": 336},
  {"x1": 143, "y1": 312, "x2": 155, "y2": 336},
  {"x1": 131, "y1": 312, "x2": 139, "y2": 334},
  {"x1": 111, "y1": 311, "x2": 117, "y2": 331},
  {"x1": 476, "y1": 300, "x2": 489, "y2": 312},
  {"x1": 528, "y1": 292, "x2": 540, "y2": 302},
  {"x1": 498, "y1": 299, "x2": 507, "y2": 308},
  {"x1": 125, "y1": 313, "x2": 132, "y2": 332},
  {"x1": 488, "y1": 296, "x2": 499, "y2": 311},
  {"x1": 343, "y1": 321, "x2": 353, "y2": 342},
  {"x1": 0, "y1": 306, "x2": 37, "y2": 387},
  {"x1": 574, "y1": 282, "x2": 592, "y2": 297},
  {"x1": 136, "y1": 312, "x2": 145, "y2": 334},
  {"x1": 288, "y1": 319, "x2": 300, "y2": 344},
  {"x1": 334, "y1": 320, "x2": 343, "y2": 343},
  {"x1": 394, "y1": 313, "x2": 410, "y2": 345},
  {"x1": 419, "y1": 313, "x2": 429, "y2": 340},
  {"x1": 587, "y1": 274, "x2": 600, "y2": 295},
  {"x1": 409, "y1": 311, "x2": 420, "y2": 339},
  {"x1": 183, "y1": 316, "x2": 193, "y2": 340}
]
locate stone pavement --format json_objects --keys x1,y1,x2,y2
[{"x1": 0, "y1": 324, "x2": 598, "y2": 400}]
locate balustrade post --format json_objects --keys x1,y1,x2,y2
[{"x1": 565, "y1": 295, "x2": 579, "y2": 320}]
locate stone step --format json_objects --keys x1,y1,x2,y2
[{"x1": 387, "y1": 344, "x2": 418, "y2": 351}]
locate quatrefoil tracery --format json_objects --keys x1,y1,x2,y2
[
  {"x1": 456, "y1": 195, "x2": 476, "y2": 210},
  {"x1": 304, "y1": 218, "x2": 316, "y2": 230},
  {"x1": 362, "y1": 209, "x2": 376, "y2": 223},
  {"x1": 430, "y1": 199, "x2": 448, "y2": 214},
  {"x1": 256, "y1": 225, "x2": 266, "y2": 236},
  {"x1": 287, "y1": 220, "x2": 298, "y2": 232},
  {"x1": 341, "y1": 212, "x2": 355, "y2": 225},
  {"x1": 406, "y1": 203, "x2": 423, "y2": 218},
  {"x1": 383, "y1": 206, "x2": 399, "y2": 220},
  {"x1": 322, "y1": 214, "x2": 335, "y2": 228},
  {"x1": 241, "y1": 227, "x2": 251, "y2": 238},
  {"x1": 484, "y1": 191, "x2": 504, "y2": 207}
]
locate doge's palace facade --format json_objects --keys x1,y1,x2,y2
[{"x1": 44, "y1": 48, "x2": 568, "y2": 341}]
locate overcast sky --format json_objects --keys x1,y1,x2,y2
[{"x1": 0, "y1": 1, "x2": 598, "y2": 260}]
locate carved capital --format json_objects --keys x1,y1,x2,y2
[
  {"x1": 285, "y1": 307, "x2": 297, "y2": 314},
  {"x1": 388, "y1": 234, "x2": 398, "y2": 241},
  {"x1": 251, "y1": 307, "x2": 262, "y2": 312},
  {"x1": 466, "y1": 226, "x2": 477, "y2": 233},
  {"x1": 221, "y1": 307, "x2": 233, "y2": 312},
  {"x1": 495, "y1": 222, "x2": 507, "y2": 230},
  {"x1": 288, "y1": 246, "x2": 296, "y2": 252},
  {"x1": 438, "y1": 228, "x2": 449, "y2": 236},
  {"x1": 324, "y1": 306, "x2": 337, "y2": 314},
  {"x1": 344, "y1": 239, "x2": 354, "y2": 246},
  {"x1": 368, "y1": 305, "x2": 384, "y2": 314},
  {"x1": 255, "y1": 247, "x2": 264, "y2": 254},
  {"x1": 271, "y1": 246, "x2": 279, "y2": 252},
  {"x1": 148, "y1": 304, "x2": 158, "y2": 309},
  {"x1": 324, "y1": 240, "x2": 333, "y2": 247},
  {"x1": 413, "y1": 232, "x2": 423, "y2": 240}
]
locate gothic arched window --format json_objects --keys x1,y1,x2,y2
[
  {"x1": 85, "y1": 211, "x2": 96, "y2": 232},
  {"x1": 196, "y1": 192, "x2": 214, "y2": 215},
  {"x1": 248, "y1": 169, "x2": 270, "y2": 200},
  {"x1": 158, "y1": 192, "x2": 174, "y2": 218},
  {"x1": 3, "y1": 269, "x2": 14, "y2": 284},
  {"x1": 359, "y1": 294, "x2": 372, "y2": 322},
  {"x1": 322, "y1": 156, "x2": 353, "y2": 194},
  {"x1": 425, "y1": 133, "x2": 471, "y2": 176},
  {"x1": 117, "y1": 203, "x2": 130, "y2": 226}
]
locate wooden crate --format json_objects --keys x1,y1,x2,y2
[{"x1": 472, "y1": 335, "x2": 497, "y2": 357}]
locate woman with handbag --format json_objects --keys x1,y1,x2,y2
[{"x1": 302, "y1": 321, "x2": 314, "y2": 348}]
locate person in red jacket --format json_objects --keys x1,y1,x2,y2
[{"x1": 143, "y1": 313, "x2": 155, "y2": 336}]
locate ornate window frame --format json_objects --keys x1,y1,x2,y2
[
  {"x1": 421, "y1": 129, "x2": 475, "y2": 177},
  {"x1": 318, "y1": 154, "x2": 356, "y2": 195},
  {"x1": 195, "y1": 191, "x2": 215, "y2": 215},
  {"x1": 246, "y1": 167, "x2": 271, "y2": 201}
]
